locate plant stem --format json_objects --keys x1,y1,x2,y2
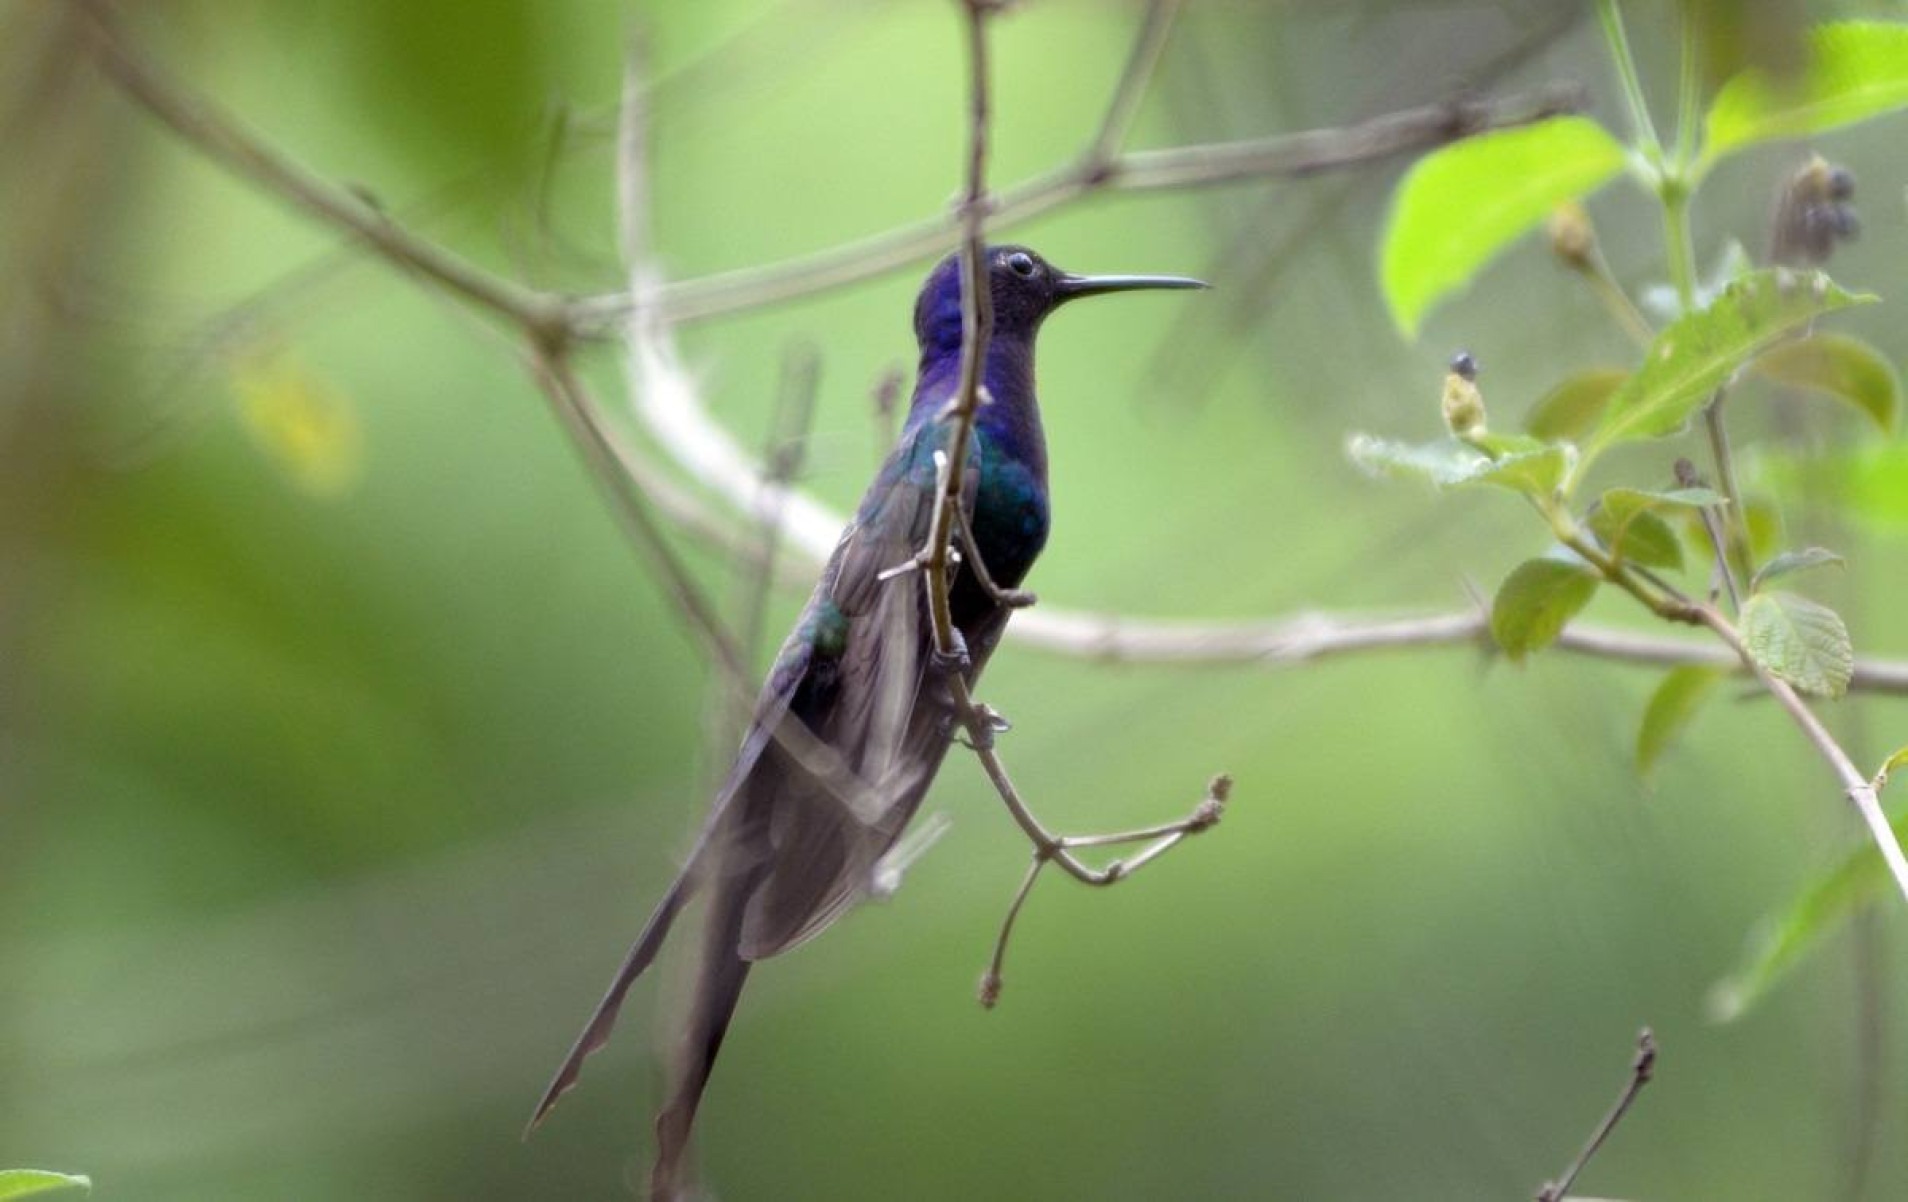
[
  {"x1": 1596, "y1": 0, "x2": 1663, "y2": 169},
  {"x1": 1661, "y1": 183, "x2": 1698, "y2": 311},
  {"x1": 1672, "y1": 0, "x2": 1702, "y2": 168}
]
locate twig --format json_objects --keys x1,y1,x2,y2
[
  {"x1": 575, "y1": 82, "x2": 1587, "y2": 328},
  {"x1": 739, "y1": 342, "x2": 821, "y2": 672},
  {"x1": 1534, "y1": 1028, "x2": 1657, "y2": 1202},
  {"x1": 528, "y1": 351, "x2": 752, "y2": 692},
  {"x1": 79, "y1": 0, "x2": 568, "y2": 345},
  {"x1": 1083, "y1": 0, "x2": 1181, "y2": 168},
  {"x1": 1698, "y1": 607, "x2": 1908, "y2": 907},
  {"x1": 908, "y1": 3, "x2": 1235, "y2": 1011}
]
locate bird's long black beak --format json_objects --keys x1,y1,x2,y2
[{"x1": 1052, "y1": 272, "x2": 1209, "y2": 302}]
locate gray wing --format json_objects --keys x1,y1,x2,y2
[{"x1": 737, "y1": 426, "x2": 984, "y2": 960}]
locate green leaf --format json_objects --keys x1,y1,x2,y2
[
  {"x1": 1757, "y1": 444, "x2": 1908, "y2": 532},
  {"x1": 1744, "y1": 495, "x2": 1787, "y2": 561},
  {"x1": 1756, "y1": 332, "x2": 1901, "y2": 434},
  {"x1": 1702, "y1": 22, "x2": 1908, "y2": 169},
  {"x1": 1637, "y1": 666, "x2": 1726, "y2": 780},
  {"x1": 1596, "y1": 507, "x2": 1683, "y2": 569},
  {"x1": 1877, "y1": 746, "x2": 1908, "y2": 790},
  {"x1": 1751, "y1": 546, "x2": 1845, "y2": 592},
  {"x1": 1346, "y1": 434, "x2": 1568, "y2": 497},
  {"x1": 1491, "y1": 557, "x2": 1601, "y2": 659},
  {"x1": 1590, "y1": 486, "x2": 1723, "y2": 569},
  {"x1": 1464, "y1": 444, "x2": 1571, "y2": 497},
  {"x1": 1380, "y1": 116, "x2": 1628, "y2": 337},
  {"x1": 1589, "y1": 269, "x2": 1875, "y2": 453},
  {"x1": 0, "y1": 1172, "x2": 91, "y2": 1200},
  {"x1": 1709, "y1": 810, "x2": 1908, "y2": 1021},
  {"x1": 1739, "y1": 590, "x2": 1854, "y2": 698},
  {"x1": 1525, "y1": 368, "x2": 1628, "y2": 442}
]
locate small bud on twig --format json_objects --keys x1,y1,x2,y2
[
  {"x1": 1547, "y1": 201, "x2": 1596, "y2": 272},
  {"x1": 1442, "y1": 352, "x2": 1487, "y2": 441}
]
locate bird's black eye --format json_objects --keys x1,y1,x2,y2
[{"x1": 1006, "y1": 252, "x2": 1036, "y2": 278}]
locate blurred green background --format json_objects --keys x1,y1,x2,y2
[{"x1": 5, "y1": 1, "x2": 1908, "y2": 1198}]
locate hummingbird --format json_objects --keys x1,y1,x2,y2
[{"x1": 528, "y1": 245, "x2": 1205, "y2": 1199}]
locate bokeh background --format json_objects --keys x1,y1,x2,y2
[{"x1": 5, "y1": 1, "x2": 1908, "y2": 1198}]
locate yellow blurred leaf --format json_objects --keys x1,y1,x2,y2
[{"x1": 230, "y1": 353, "x2": 364, "y2": 498}]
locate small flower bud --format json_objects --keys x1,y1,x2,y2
[
  {"x1": 1772, "y1": 154, "x2": 1859, "y2": 266},
  {"x1": 1547, "y1": 201, "x2": 1596, "y2": 271},
  {"x1": 1441, "y1": 354, "x2": 1487, "y2": 440}
]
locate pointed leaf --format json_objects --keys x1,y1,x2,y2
[
  {"x1": 1380, "y1": 116, "x2": 1628, "y2": 337},
  {"x1": 1709, "y1": 810, "x2": 1908, "y2": 1021},
  {"x1": 1638, "y1": 666, "x2": 1726, "y2": 779},
  {"x1": 1739, "y1": 590, "x2": 1854, "y2": 698},
  {"x1": 1756, "y1": 332, "x2": 1901, "y2": 433},
  {"x1": 1491, "y1": 557, "x2": 1601, "y2": 659},
  {"x1": 0, "y1": 1173, "x2": 91, "y2": 1200},
  {"x1": 1751, "y1": 546, "x2": 1845, "y2": 592},
  {"x1": 1877, "y1": 746, "x2": 1908, "y2": 790},
  {"x1": 1702, "y1": 22, "x2": 1908, "y2": 168},
  {"x1": 1589, "y1": 269, "x2": 1874, "y2": 452},
  {"x1": 1525, "y1": 368, "x2": 1628, "y2": 441}
]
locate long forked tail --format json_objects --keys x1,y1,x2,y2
[
  {"x1": 649, "y1": 859, "x2": 766, "y2": 1202},
  {"x1": 525, "y1": 867, "x2": 698, "y2": 1134}
]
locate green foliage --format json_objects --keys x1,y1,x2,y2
[
  {"x1": 1345, "y1": 434, "x2": 1568, "y2": 497},
  {"x1": 1878, "y1": 746, "x2": 1908, "y2": 789},
  {"x1": 1588, "y1": 270, "x2": 1874, "y2": 454},
  {"x1": 1379, "y1": 116, "x2": 1628, "y2": 337},
  {"x1": 1490, "y1": 557, "x2": 1601, "y2": 659},
  {"x1": 1750, "y1": 546, "x2": 1844, "y2": 592},
  {"x1": 1525, "y1": 368, "x2": 1627, "y2": 442},
  {"x1": 1709, "y1": 807, "x2": 1908, "y2": 1021},
  {"x1": 1700, "y1": 22, "x2": 1908, "y2": 171},
  {"x1": 1756, "y1": 333, "x2": 1901, "y2": 433},
  {"x1": 0, "y1": 1172, "x2": 91, "y2": 1200},
  {"x1": 1637, "y1": 665, "x2": 1726, "y2": 780},
  {"x1": 1739, "y1": 590, "x2": 1854, "y2": 698}
]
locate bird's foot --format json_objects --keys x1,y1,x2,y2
[
  {"x1": 930, "y1": 629, "x2": 973, "y2": 679},
  {"x1": 956, "y1": 704, "x2": 1012, "y2": 752}
]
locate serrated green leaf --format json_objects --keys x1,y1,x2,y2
[
  {"x1": 1380, "y1": 116, "x2": 1628, "y2": 337},
  {"x1": 1702, "y1": 22, "x2": 1908, "y2": 170},
  {"x1": 1709, "y1": 809, "x2": 1908, "y2": 1021},
  {"x1": 1491, "y1": 557, "x2": 1601, "y2": 659},
  {"x1": 1589, "y1": 269, "x2": 1874, "y2": 453},
  {"x1": 1525, "y1": 368, "x2": 1629, "y2": 442},
  {"x1": 1638, "y1": 665, "x2": 1726, "y2": 780},
  {"x1": 1757, "y1": 332, "x2": 1901, "y2": 433},
  {"x1": 0, "y1": 1172, "x2": 91, "y2": 1200},
  {"x1": 1751, "y1": 546, "x2": 1845, "y2": 591},
  {"x1": 1740, "y1": 589, "x2": 1854, "y2": 698}
]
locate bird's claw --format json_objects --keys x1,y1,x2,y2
[
  {"x1": 956, "y1": 704, "x2": 1012, "y2": 751},
  {"x1": 930, "y1": 630, "x2": 973, "y2": 679}
]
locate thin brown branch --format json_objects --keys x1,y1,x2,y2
[
  {"x1": 1083, "y1": 0, "x2": 1181, "y2": 167},
  {"x1": 1698, "y1": 606, "x2": 1908, "y2": 906},
  {"x1": 578, "y1": 82, "x2": 1586, "y2": 328},
  {"x1": 528, "y1": 352, "x2": 752, "y2": 692},
  {"x1": 1535, "y1": 1028, "x2": 1656, "y2": 1202},
  {"x1": 79, "y1": 0, "x2": 567, "y2": 345}
]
